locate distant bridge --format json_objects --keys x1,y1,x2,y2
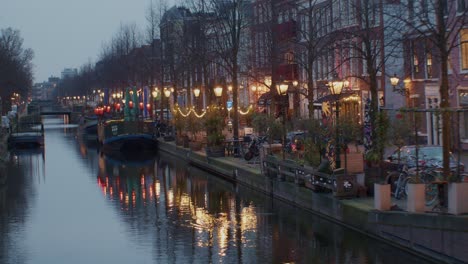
[
  {"x1": 28, "y1": 101, "x2": 72, "y2": 117},
  {"x1": 40, "y1": 110, "x2": 72, "y2": 117}
]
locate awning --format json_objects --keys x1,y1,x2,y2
[{"x1": 314, "y1": 92, "x2": 356, "y2": 103}]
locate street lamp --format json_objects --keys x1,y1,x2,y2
[
  {"x1": 276, "y1": 83, "x2": 289, "y2": 160},
  {"x1": 328, "y1": 77, "x2": 348, "y2": 169},
  {"x1": 214, "y1": 86, "x2": 223, "y2": 106},
  {"x1": 390, "y1": 73, "x2": 409, "y2": 96},
  {"x1": 164, "y1": 88, "x2": 171, "y2": 122},
  {"x1": 193, "y1": 87, "x2": 201, "y2": 110},
  {"x1": 193, "y1": 87, "x2": 201, "y2": 98},
  {"x1": 214, "y1": 86, "x2": 223, "y2": 97}
]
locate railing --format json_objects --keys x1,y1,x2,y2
[
  {"x1": 12, "y1": 122, "x2": 44, "y2": 135},
  {"x1": 101, "y1": 120, "x2": 155, "y2": 139},
  {"x1": 263, "y1": 155, "x2": 358, "y2": 198}
]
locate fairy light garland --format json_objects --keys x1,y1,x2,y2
[
  {"x1": 238, "y1": 105, "x2": 253, "y2": 115},
  {"x1": 172, "y1": 104, "x2": 253, "y2": 118}
]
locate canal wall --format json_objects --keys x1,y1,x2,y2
[{"x1": 158, "y1": 141, "x2": 468, "y2": 264}]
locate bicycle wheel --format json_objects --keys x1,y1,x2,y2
[
  {"x1": 425, "y1": 183, "x2": 439, "y2": 206},
  {"x1": 244, "y1": 151, "x2": 253, "y2": 161},
  {"x1": 422, "y1": 172, "x2": 439, "y2": 206},
  {"x1": 385, "y1": 172, "x2": 399, "y2": 197},
  {"x1": 403, "y1": 176, "x2": 418, "y2": 198}
]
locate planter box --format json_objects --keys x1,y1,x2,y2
[
  {"x1": 206, "y1": 145, "x2": 225, "y2": 157},
  {"x1": 406, "y1": 183, "x2": 425, "y2": 213},
  {"x1": 374, "y1": 183, "x2": 391, "y2": 211},
  {"x1": 365, "y1": 167, "x2": 383, "y2": 196},
  {"x1": 448, "y1": 182, "x2": 468, "y2": 215}
]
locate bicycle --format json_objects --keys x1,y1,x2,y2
[{"x1": 386, "y1": 164, "x2": 411, "y2": 199}]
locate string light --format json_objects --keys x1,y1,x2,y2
[
  {"x1": 171, "y1": 103, "x2": 252, "y2": 118},
  {"x1": 238, "y1": 105, "x2": 253, "y2": 115}
]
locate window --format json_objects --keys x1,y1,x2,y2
[
  {"x1": 458, "y1": 0, "x2": 466, "y2": 12},
  {"x1": 285, "y1": 52, "x2": 294, "y2": 64},
  {"x1": 459, "y1": 90, "x2": 468, "y2": 139},
  {"x1": 412, "y1": 42, "x2": 419, "y2": 74},
  {"x1": 426, "y1": 51, "x2": 432, "y2": 78},
  {"x1": 461, "y1": 29, "x2": 468, "y2": 70}
]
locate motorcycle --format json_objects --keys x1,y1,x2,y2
[{"x1": 244, "y1": 135, "x2": 267, "y2": 161}]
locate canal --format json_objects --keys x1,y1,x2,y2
[{"x1": 0, "y1": 116, "x2": 433, "y2": 263}]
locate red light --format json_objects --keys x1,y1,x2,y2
[
  {"x1": 128, "y1": 101, "x2": 134, "y2": 109},
  {"x1": 139, "y1": 102, "x2": 144, "y2": 110},
  {"x1": 116, "y1": 103, "x2": 121, "y2": 111},
  {"x1": 106, "y1": 106, "x2": 111, "y2": 113},
  {"x1": 146, "y1": 103, "x2": 151, "y2": 110}
]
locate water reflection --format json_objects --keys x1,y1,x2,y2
[
  {"x1": 0, "y1": 149, "x2": 44, "y2": 264},
  {"x1": 96, "y1": 151, "x2": 431, "y2": 264},
  {"x1": 0, "y1": 116, "x2": 433, "y2": 264}
]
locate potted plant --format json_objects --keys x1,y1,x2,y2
[
  {"x1": 204, "y1": 106, "x2": 226, "y2": 157},
  {"x1": 448, "y1": 155, "x2": 468, "y2": 214},
  {"x1": 187, "y1": 113, "x2": 203, "y2": 151},
  {"x1": 405, "y1": 174, "x2": 425, "y2": 213},
  {"x1": 173, "y1": 110, "x2": 187, "y2": 146},
  {"x1": 364, "y1": 112, "x2": 390, "y2": 195}
]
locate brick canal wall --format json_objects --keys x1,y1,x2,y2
[{"x1": 158, "y1": 141, "x2": 468, "y2": 264}]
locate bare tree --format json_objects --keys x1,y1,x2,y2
[
  {"x1": 208, "y1": 0, "x2": 251, "y2": 143},
  {"x1": 390, "y1": 0, "x2": 468, "y2": 178},
  {"x1": 0, "y1": 27, "x2": 34, "y2": 114},
  {"x1": 295, "y1": 0, "x2": 337, "y2": 118},
  {"x1": 336, "y1": 0, "x2": 403, "y2": 162}
]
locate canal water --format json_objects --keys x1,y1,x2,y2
[{"x1": 0, "y1": 116, "x2": 433, "y2": 264}]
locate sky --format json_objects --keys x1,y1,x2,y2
[{"x1": 1, "y1": 0, "x2": 166, "y2": 83}]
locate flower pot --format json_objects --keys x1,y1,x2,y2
[
  {"x1": 406, "y1": 183, "x2": 425, "y2": 213},
  {"x1": 448, "y1": 182, "x2": 468, "y2": 215},
  {"x1": 374, "y1": 183, "x2": 391, "y2": 211},
  {"x1": 206, "y1": 145, "x2": 225, "y2": 157}
]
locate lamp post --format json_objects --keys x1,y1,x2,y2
[
  {"x1": 152, "y1": 87, "x2": 159, "y2": 119},
  {"x1": 164, "y1": 88, "x2": 171, "y2": 122},
  {"x1": 276, "y1": 83, "x2": 289, "y2": 160},
  {"x1": 193, "y1": 87, "x2": 201, "y2": 109},
  {"x1": 328, "y1": 78, "x2": 347, "y2": 169},
  {"x1": 214, "y1": 86, "x2": 223, "y2": 106},
  {"x1": 390, "y1": 73, "x2": 410, "y2": 96}
]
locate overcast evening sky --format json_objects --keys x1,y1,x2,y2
[{"x1": 1, "y1": 0, "x2": 170, "y2": 83}]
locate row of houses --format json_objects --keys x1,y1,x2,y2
[{"x1": 94, "y1": 0, "x2": 468, "y2": 149}]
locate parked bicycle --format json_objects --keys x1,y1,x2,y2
[
  {"x1": 244, "y1": 135, "x2": 268, "y2": 161},
  {"x1": 386, "y1": 164, "x2": 411, "y2": 199}
]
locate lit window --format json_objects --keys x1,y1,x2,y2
[
  {"x1": 426, "y1": 51, "x2": 432, "y2": 78},
  {"x1": 461, "y1": 29, "x2": 468, "y2": 70}
]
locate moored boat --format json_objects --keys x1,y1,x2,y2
[{"x1": 97, "y1": 119, "x2": 157, "y2": 153}]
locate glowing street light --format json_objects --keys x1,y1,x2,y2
[
  {"x1": 193, "y1": 87, "x2": 201, "y2": 98},
  {"x1": 214, "y1": 86, "x2": 223, "y2": 97}
]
